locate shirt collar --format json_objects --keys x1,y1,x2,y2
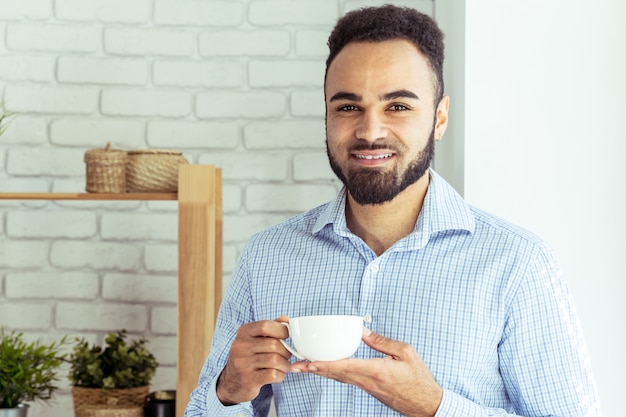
[{"x1": 313, "y1": 169, "x2": 475, "y2": 247}]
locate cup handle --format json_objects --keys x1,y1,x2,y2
[{"x1": 278, "y1": 322, "x2": 305, "y2": 360}]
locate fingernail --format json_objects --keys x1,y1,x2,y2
[
  {"x1": 290, "y1": 368, "x2": 301, "y2": 373},
  {"x1": 308, "y1": 365, "x2": 318, "y2": 372},
  {"x1": 362, "y1": 327, "x2": 372, "y2": 337}
]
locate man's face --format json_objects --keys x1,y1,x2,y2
[{"x1": 325, "y1": 39, "x2": 447, "y2": 205}]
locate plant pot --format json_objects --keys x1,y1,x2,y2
[
  {"x1": 0, "y1": 404, "x2": 29, "y2": 417},
  {"x1": 71, "y1": 386, "x2": 149, "y2": 417},
  {"x1": 143, "y1": 390, "x2": 175, "y2": 417}
]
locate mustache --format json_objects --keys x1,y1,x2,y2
[{"x1": 348, "y1": 139, "x2": 402, "y2": 153}]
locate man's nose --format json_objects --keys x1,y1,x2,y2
[{"x1": 355, "y1": 111, "x2": 388, "y2": 142}]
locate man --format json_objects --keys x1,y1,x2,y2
[{"x1": 185, "y1": 5, "x2": 600, "y2": 417}]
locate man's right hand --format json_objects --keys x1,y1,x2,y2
[{"x1": 216, "y1": 316, "x2": 292, "y2": 405}]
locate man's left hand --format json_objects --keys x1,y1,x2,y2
[{"x1": 289, "y1": 328, "x2": 443, "y2": 417}]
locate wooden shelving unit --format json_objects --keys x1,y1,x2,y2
[{"x1": 0, "y1": 164, "x2": 222, "y2": 417}]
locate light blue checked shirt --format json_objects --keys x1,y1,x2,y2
[{"x1": 185, "y1": 170, "x2": 600, "y2": 417}]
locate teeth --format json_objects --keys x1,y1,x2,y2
[{"x1": 355, "y1": 153, "x2": 393, "y2": 160}]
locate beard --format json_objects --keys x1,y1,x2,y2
[{"x1": 326, "y1": 126, "x2": 435, "y2": 206}]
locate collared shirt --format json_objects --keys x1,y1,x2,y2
[{"x1": 185, "y1": 170, "x2": 601, "y2": 417}]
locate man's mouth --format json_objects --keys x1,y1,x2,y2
[{"x1": 354, "y1": 153, "x2": 394, "y2": 160}]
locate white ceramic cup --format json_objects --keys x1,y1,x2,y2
[{"x1": 279, "y1": 314, "x2": 364, "y2": 361}]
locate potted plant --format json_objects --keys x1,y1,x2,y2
[
  {"x1": 68, "y1": 330, "x2": 158, "y2": 417},
  {"x1": 0, "y1": 329, "x2": 68, "y2": 417}
]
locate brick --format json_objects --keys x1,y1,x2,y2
[
  {"x1": 101, "y1": 212, "x2": 177, "y2": 241},
  {"x1": 223, "y1": 184, "x2": 242, "y2": 213},
  {"x1": 145, "y1": 244, "x2": 177, "y2": 272},
  {"x1": 7, "y1": 210, "x2": 97, "y2": 238},
  {"x1": 291, "y1": 90, "x2": 325, "y2": 117},
  {"x1": 0, "y1": 302, "x2": 52, "y2": 329},
  {"x1": 5, "y1": 272, "x2": 99, "y2": 299},
  {"x1": 293, "y1": 152, "x2": 337, "y2": 181},
  {"x1": 147, "y1": 120, "x2": 239, "y2": 149},
  {"x1": 249, "y1": 0, "x2": 338, "y2": 25},
  {"x1": 104, "y1": 27, "x2": 195, "y2": 56},
  {"x1": 6, "y1": 147, "x2": 85, "y2": 176},
  {"x1": 0, "y1": 115, "x2": 47, "y2": 144},
  {"x1": 0, "y1": 54, "x2": 55, "y2": 82},
  {"x1": 197, "y1": 152, "x2": 288, "y2": 181},
  {"x1": 154, "y1": 0, "x2": 243, "y2": 26},
  {"x1": 296, "y1": 30, "x2": 329, "y2": 56},
  {"x1": 50, "y1": 241, "x2": 141, "y2": 271},
  {"x1": 223, "y1": 213, "x2": 290, "y2": 243},
  {"x1": 6, "y1": 23, "x2": 99, "y2": 52},
  {"x1": 145, "y1": 200, "x2": 178, "y2": 212},
  {"x1": 198, "y1": 30, "x2": 289, "y2": 56},
  {"x1": 0, "y1": 241, "x2": 48, "y2": 268},
  {"x1": 102, "y1": 274, "x2": 177, "y2": 303},
  {"x1": 102, "y1": 89, "x2": 192, "y2": 117},
  {"x1": 246, "y1": 183, "x2": 337, "y2": 212},
  {"x1": 196, "y1": 91, "x2": 286, "y2": 119},
  {"x1": 5, "y1": 84, "x2": 99, "y2": 115},
  {"x1": 57, "y1": 301, "x2": 147, "y2": 332},
  {"x1": 152, "y1": 366, "x2": 176, "y2": 391},
  {"x1": 153, "y1": 59, "x2": 243, "y2": 87},
  {"x1": 50, "y1": 118, "x2": 144, "y2": 147},
  {"x1": 58, "y1": 56, "x2": 148, "y2": 85},
  {"x1": 249, "y1": 59, "x2": 324, "y2": 87},
  {"x1": 0, "y1": 178, "x2": 49, "y2": 195},
  {"x1": 56, "y1": 0, "x2": 150, "y2": 23},
  {"x1": 0, "y1": 0, "x2": 51, "y2": 20},
  {"x1": 222, "y1": 245, "x2": 239, "y2": 276},
  {"x1": 151, "y1": 306, "x2": 176, "y2": 335},
  {"x1": 243, "y1": 120, "x2": 324, "y2": 149},
  {"x1": 148, "y1": 335, "x2": 176, "y2": 366}
]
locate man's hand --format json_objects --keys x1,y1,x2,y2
[
  {"x1": 216, "y1": 316, "x2": 291, "y2": 406},
  {"x1": 290, "y1": 328, "x2": 443, "y2": 417}
]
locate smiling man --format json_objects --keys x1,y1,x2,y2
[{"x1": 185, "y1": 5, "x2": 600, "y2": 417}]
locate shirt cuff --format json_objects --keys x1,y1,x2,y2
[
  {"x1": 434, "y1": 389, "x2": 486, "y2": 417},
  {"x1": 205, "y1": 377, "x2": 254, "y2": 417}
]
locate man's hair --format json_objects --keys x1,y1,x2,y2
[{"x1": 326, "y1": 5, "x2": 445, "y2": 104}]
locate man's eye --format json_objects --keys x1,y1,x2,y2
[
  {"x1": 338, "y1": 105, "x2": 359, "y2": 111},
  {"x1": 389, "y1": 104, "x2": 409, "y2": 111}
]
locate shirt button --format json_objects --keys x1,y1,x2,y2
[
  {"x1": 363, "y1": 313, "x2": 372, "y2": 323},
  {"x1": 370, "y1": 264, "x2": 379, "y2": 273}
]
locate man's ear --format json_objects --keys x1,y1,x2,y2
[{"x1": 434, "y1": 96, "x2": 450, "y2": 141}]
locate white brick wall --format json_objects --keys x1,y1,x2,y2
[{"x1": 0, "y1": 1, "x2": 434, "y2": 416}]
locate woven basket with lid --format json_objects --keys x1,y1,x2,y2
[
  {"x1": 84, "y1": 143, "x2": 128, "y2": 193},
  {"x1": 126, "y1": 149, "x2": 188, "y2": 193}
]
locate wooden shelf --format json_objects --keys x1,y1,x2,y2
[
  {"x1": 0, "y1": 165, "x2": 222, "y2": 417},
  {"x1": 0, "y1": 192, "x2": 177, "y2": 200}
]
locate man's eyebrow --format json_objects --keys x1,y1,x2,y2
[
  {"x1": 381, "y1": 89, "x2": 420, "y2": 101},
  {"x1": 329, "y1": 92, "x2": 362, "y2": 102}
]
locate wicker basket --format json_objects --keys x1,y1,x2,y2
[
  {"x1": 84, "y1": 143, "x2": 128, "y2": 193},
  {"x1": 126, "y1": 149, "x2": 188, "y2": 193},
  {"x1": 79, "y1": 405, "x2": 143, "y2": 417},
  {"x1": 72, "y1": 386, "x2": 149, "y2": 417}
]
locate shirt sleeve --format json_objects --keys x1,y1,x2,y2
[{"x1": 436, "y1": 244, "x2": 601, "y2": 417}]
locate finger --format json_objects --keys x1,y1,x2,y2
[
  {"x1": 361, "y1": 329, "x2": 413, "y2": 360},
  {"x1": 243, "y1": 320, "x2": 288, "y2": 339}
]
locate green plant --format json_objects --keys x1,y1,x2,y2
[
  {"x1": 68, "y1": 330, "x2": 158, "y2": 390},
  {"x1": 0, "y1": 329, "x2": 68, "y2": 408}
]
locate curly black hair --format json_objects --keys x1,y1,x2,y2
[{"x1": 326, "y1": 5, "x2": 445, "y2": 104}]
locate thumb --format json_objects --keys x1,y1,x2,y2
[{"x1": 361, "y1": 328, "x2": 408, "y2": 360}]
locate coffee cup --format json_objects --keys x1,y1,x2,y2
[{"x1": 279, "y1": 315, "x2": 363, "y2": 361}]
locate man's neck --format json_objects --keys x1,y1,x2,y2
[{"x1": 345, "y1": 173, "x2": 430, "y2": 256}]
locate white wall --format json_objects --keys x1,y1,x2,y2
[
  {"x1": 0, "y1": 1, "x2": 434, "y2": 416},
  {"x1": 438, "y1": 0, "x2": 626, "y2": 416}
]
